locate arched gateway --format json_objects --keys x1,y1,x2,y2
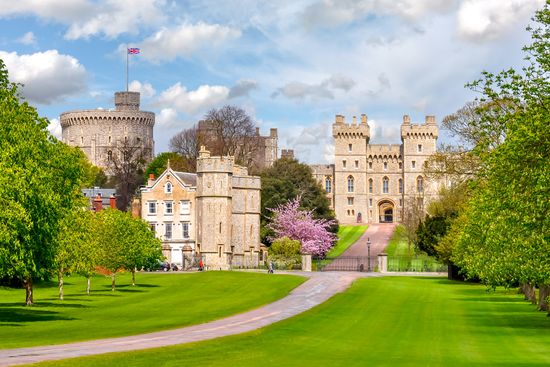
[{"x1": 378, "y1": 200, "x2": 395, "y2": 223}]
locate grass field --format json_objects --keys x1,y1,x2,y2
[
  {"x1": 384, "y1": 224, "x2": 413, "y2": 256},
  {"x1": 325, "y1": 225, "x2": 368, "y2": 258},
  {"x1": 0, "y1": 271, "x2": 304, "y2": 349},
  {"x1": 30, "y1": 277, "x2": 550, "y2": 367}
]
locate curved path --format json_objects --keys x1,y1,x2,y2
[{"x1": 0, "y1": 271, "x2": 382, "y2": 367}]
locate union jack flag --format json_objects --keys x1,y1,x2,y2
[{"x1": 127, "y1": 48, "x2": 140, "y2": 54}]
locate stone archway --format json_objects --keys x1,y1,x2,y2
[{"x1": 378, "y1": 200, "x2": 395, "y2": 223}]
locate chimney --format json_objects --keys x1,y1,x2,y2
[
  {"x1": 270, "y1": 128, "x2": 278, "y2": 138},
  {"x1": 148, "y1": 173, "x2": 155, "y2": 187},
  {"x1": 403, "y1": 115, "x2": 411, "y2": 125},
  {"x1": 109, "y1": 194, "x2": 117, "y2": 209},
  {"x1": 352, "y1": 116, "x2": 357, "y2": 125},
  {"x1": 92, "y1": 194, "x2": 103, "y2": 211},
  {"x1": 335, "y1": 115, "x2": 344, "y2": 124},
  {"x1": 361, "y1": 114, "x2": 367, "y2": 125}
]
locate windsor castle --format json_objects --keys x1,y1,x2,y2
[{"x1": 311, "y1": 114, "x2": 441, "y2": 225}]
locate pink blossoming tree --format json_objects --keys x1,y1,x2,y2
[{"x1": 267, "y1": 197, "x2": 337, "y2": 257}]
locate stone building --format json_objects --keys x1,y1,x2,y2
[
  {"x1": 311, "y1": 114, "x2": 440, "y2": 224},
  {"x1": 60, "y1": 91, "x2": 155, "y2": 173},
  {"x1": 140, "y1": 147, "x2": 262, "y2": 270}
]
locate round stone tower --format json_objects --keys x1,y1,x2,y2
[{"x1": 60, "y1": 91, "x2": 155, "y2": 173}]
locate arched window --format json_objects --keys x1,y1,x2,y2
[
  {"x1": 399, "y1": 178, "x2": 403, "y2": 194},
  {"x1": 347, "y1": 175, "x2": 354, "y2": 193},
  {"x1": 165, "y1": 182, "x2": 173, "y2": 193},
  {"x1": 382, "y1": 177, "x2": 389, "y2": 194},
  {"x1": 417, "y1": 176, "x2": 424, "y2": 193},
  {"x1": 368, "y1": 178, "x2": 373, "y2": 193},
  {"x1": 325, "y1": 177, "x2": 332, "y2": 193},
  {"x1": 107, "y1": 150, "x2": 112, "y2": 162}
]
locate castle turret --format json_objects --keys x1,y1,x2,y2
[{"x1": 60, "y1": 91, "x2": 155, "y2": 173}]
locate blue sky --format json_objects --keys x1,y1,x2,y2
[{"x1": 0, "y1": 0, "x2": 544, "y2": 163}]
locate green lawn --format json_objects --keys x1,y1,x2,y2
[
  {"x1": 384, "y1": 226, "x2": 445, "y2": 271},
  {"x1": 0, "y1": 271, "x2": 304, "y2": 349},
  {"x1": 325, "y1": 225, "x2": 368, "y2": 258},
  {"x1": 384, "y1": 224, "x2": 413, "y2": 256},
  {"x1": 33, "y1": 277, "x2": 550, "y2": 367}
]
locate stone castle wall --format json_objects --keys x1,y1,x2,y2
[
  {"x1": 60, "y1": 91, "x2": 155, "y2": 173},
  {"x1": 312, "y1": 113, "x2": 440, "y2": 224}
]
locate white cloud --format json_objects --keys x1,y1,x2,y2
[
  {"x1": 457, "y1": 0, "x2": 544, "y2": 41},
  {"x1": 274, "y1": 74, "x2": 355, "y2": 100},
  {"x1": 129, "y1": 80, "x2": 156, "y2": 98},
  {"x1": 0, "y1": 0, "x2": 166, "y2": 40},
  {"x1": 156, "y1": 108, "x2": 179, "y2": 128},
  {"x1": 47, "y1": 118, "x2": 62, "y2": 138},
  {"x1": 156, "y1": 83, "x2": 230, "y2": 115},
  {"x1": 229, "y1": 79, "x2": 258, "y2": 99},
  {"x1": 138, "y1": 22, "x2": 241, "y2": 62},
  {"x1": 18, "y1": 31, "x2": 36, "y2": 45},
  {"x1": 302, "y1": 0, "x2": 456, "y2": 29},
  {"x1": 0, "y1": 50, "x2": 87, "y2": 104}
]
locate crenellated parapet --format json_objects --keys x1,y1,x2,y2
[
  {"x1": 367, "y1": 144, "x2": 402, "y2": 160},
  {"x1": 400, "y1": 115, "x2": 439, "y2": 141},
  {"x1": 60, "y1": 110, "x2": 155, "y2": 128},
  {"x1": 332, "y1": 114, "x2": 370, "y2": 139}
]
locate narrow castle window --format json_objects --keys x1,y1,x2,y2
[
  {"x1": 325, "y1": 178, "x2": 332, "y2": 193},
  {"x1": 384, "y1": 162, "x2": 388, "y2": 170},
  {"x1": 368, "y1": 162, "x2": 372, "y2": 169},
  {"x1": 219, "y1": 222, "x2": 222, "y2": 233},
  {"x1": 383, "y1": 177, "x2": 389, "y2": 194},
  {"x1": 343, "y1": 160, "x2": 347, "y2": 168},
  {"x1": 399, "y1": 162, "x2": 403, "y2": 169},
  {"x1": 347, "y1": 197, "x2": 354, "y2": 205},
  {"x1": 108, "y1": 136, "x2": 112, "y2": 144},
  {"x1": 81, "y1": 136, "x2": 84, "y2": 144},
  {"x1": 369, "y1": 178, "x2": 373, "y2": 193},
  {"x1": 107, "y1": 150, "x2": 113, "y2": 162},
  {"x1": 347, "y1": 176, "x2": 354, "y2": 193},
  {"x1": 355, "y1": 160, "x2": 359, "y2": 168},
  {"x1": 418, "y1": 144, "x2": 423, "y2": 152},
  {"x1": 417, "y1": 176, "x2": 424, "y2": 193},
  {"x1": 348, "y1": 143, "x2": 352, "y2": 152},
  {"x1": 412, "y1": 161, "x2": 416, "y2": 169},
  {"x1": 369, "y1": 198, "x2": 373, "y2": 207},
  {"x1": 399, "y1": 179, "x2": 403, "y2": 194}
]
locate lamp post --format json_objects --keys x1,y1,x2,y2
[{"x1": 367, "y1": 237, "x2": 371, "y2": 272}]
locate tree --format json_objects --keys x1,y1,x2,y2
[
  {"x1": 267, "y1": 197, "x2": 337, "y2": 257},
  {"x1": 169, "y1": 105, "x2": 262, "y2": 171},
  {"x1": 450, "y1": 3, "x2": 550, "y2": 312},
  {"x1": 107, "y1": 140, "x2": 148, "y2": 210},
  {"x1": 169, "y1": 125, "x2": 203, "y2": 172},
  {"x1": 96, "y1": 209, "x2": 162, "y2": 290},
  {"x1": 260, "y1": 158, "x2": 336, "y2": 243},
  {"x1": 54, "y1": 208, "x2": 96, "y2": 300},
  {"x1": 144, "y1": 152, "x2": 191, "y2": 180},
  {"x1": 0, "y1": 59, "x2": 87, "y2": 305}
]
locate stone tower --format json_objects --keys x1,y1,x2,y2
[
  {"x1": 400, "y1": 115, "x2": 439, "y2": 205},
  {"x1": 60, "y1": 91, "x2": 155, "y2": 173},
  {"x1": 332, "y1": 114, "x2": 370, "y2": 223}
]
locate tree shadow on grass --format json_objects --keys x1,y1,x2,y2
[
  {"x1": 0, "y1": 308, "x2": 76, "y2": 323},
  {"x1": 0, "y1": 302, "x2": 88, "y2": 309}
]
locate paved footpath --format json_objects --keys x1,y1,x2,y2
[
  {"x1": 341, "y1": 223, "x2": 397, "y2": 257},
  {"x1": 0, "y1": 271, "x2": 383, "y2": 367}
]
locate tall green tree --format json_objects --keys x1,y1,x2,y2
[
  {"x1": 260, "y1": 158, "x2": 336, "y2": 244},
  {"x1": 0, "y1": 60, "x2": 87, "y2": 305},
  {"x1": 451, "y1": 2, "x2": 550, "y2": 311},
  {"x1": 144, "y1": 152, "x2": 191, "y2": 180},
  {"x1": 97, "y1": 209, "x2": 162, "y2": 290}
]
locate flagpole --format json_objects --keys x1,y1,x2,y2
[{"x1": 126, "y1": 45, "x2": 129, "y2": 92}]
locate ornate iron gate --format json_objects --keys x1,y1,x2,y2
[{"x1": 315, "y1": 256, "x2": 371, "y2": 272}]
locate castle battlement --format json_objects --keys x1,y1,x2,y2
[
  {"x1": 332, "y1": 114, "x2": 370, "y2": 139},
  {"x1": 400, "y1": 115, "x2": 439, "y2": 140},
  {"x1": 196, "y1": 147, "x2": 234, "y2": 173},
  {"x1": 367, "y1": 144, "x2": 402, "y2": 160}
]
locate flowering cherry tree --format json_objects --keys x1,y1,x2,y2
[{"x1": 267, "y1": 197, "x2": 337, "y2": 257}]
